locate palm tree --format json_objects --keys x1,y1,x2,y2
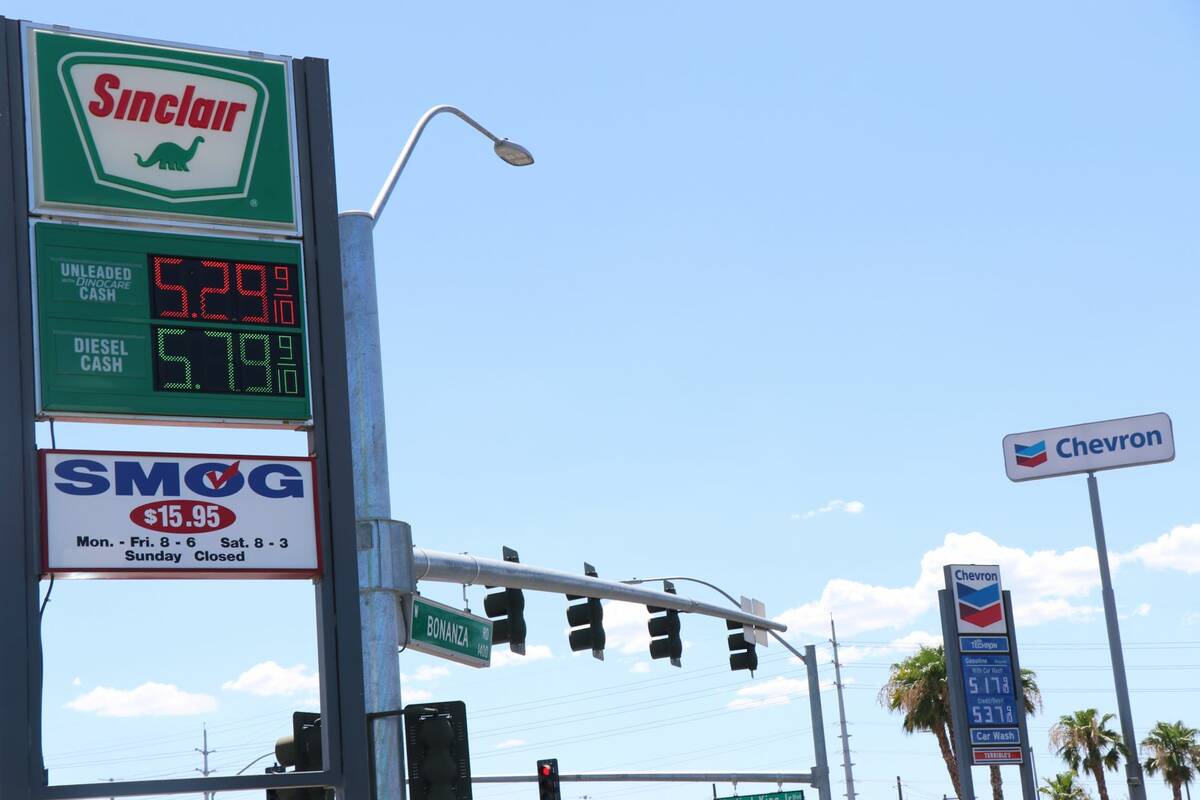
[
  {"x1": 879, "y1": 645, "x2": 962, "y2": 800},
  {"x1": 1038, "y1": 772, "x2": 1090, "y2": 800},
  {"x1": 987, "y1": 668, "x2": 1043, "y2": 800},
  {"x1": 1049, "y1": 709, "x2": 1127, "y2": 800},
  {"x1": 1141, "y1": 720, "x2": 1200, "y2": 800}
]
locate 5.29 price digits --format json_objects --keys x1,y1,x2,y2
[
  {"x1": 153, "y1": 326, "x2": 305, "y2": 397},
  {"x1": 150, "y1": 254, "x2": 300, "y2": 327}
]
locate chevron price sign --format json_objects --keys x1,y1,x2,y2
[{"x1": 944, "y1": 564, "x2": 1026, "y2": 767}]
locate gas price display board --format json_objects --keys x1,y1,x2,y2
[
  {"x1": 961, "y1": 653, "x2": 1019, "y2": 726},
  {"x1": 33, "y1": 221, "x2": 310, "y2": 424}
]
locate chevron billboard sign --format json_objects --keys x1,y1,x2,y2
[
  {"x1": 950, "y1": 564, "x2": 1007, "y2": 635},
  {"x1": 1002, "y1": 412, "x2": 1174, "y2": 482}
]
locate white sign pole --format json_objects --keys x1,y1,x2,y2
[{"x1": 1086, "y1": 473, "x2": 1147, "y2": 800}]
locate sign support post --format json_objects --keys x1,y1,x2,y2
[
  {"x1": 938, "y1": 589, "x2": 976, "y2": 800},
  {"x1": 1002, "y1": 592, "x2": 1037, "y2": 800},
  {"x1": 1086, "y1": 472, "x2": 1147, "y2": 800}
]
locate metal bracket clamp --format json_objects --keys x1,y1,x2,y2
[{"x1": 356, "y1": 519, "x2": 415, "y2": 595}]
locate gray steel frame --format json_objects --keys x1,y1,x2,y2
[{"x1": 0, "y1": 27, "x2": 372, "y2": 797}]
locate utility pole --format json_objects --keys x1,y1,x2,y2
[
  {"x1": 895, "y1": 776, "x2": 902, "y2": 800},
  {"x1": 830, "y1": 617, "x2": 856, "y2": 800},
  {"x1": 195, "y1": 724, "x2": 215, "y2": 800}
]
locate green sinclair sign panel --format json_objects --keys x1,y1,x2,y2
[
  {"x1": 34, "y1": 221, "x2": 310, "y2": 425},
  {"x1": 25, "y1": 25, "x2": 299, "y2": 231}
]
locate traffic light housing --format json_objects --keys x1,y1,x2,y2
[
  {"x1": 404, "y1": 701, "x2": 473, "y2": 800},
  {"x1": 536, "y1": 758, "x2": 561, "y2": 800},
  {"x1": 727, "y1": 618, "x2": 758, "y2": 673},
  {"x1": 566, "y1": 563, "x2": 605, "y2": 660},
  {"x1": 484, "y1": 546, "x2": 527, "y2": 655},
  {"x1": 266, "y1": 712, "x2": 330, "y2": 800},
  {"x1": 647, "y1": 580, "x2": 682, "y2": 667}
]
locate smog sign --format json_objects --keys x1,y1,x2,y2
[
  {"x1": 24, "y1": 23, "x2": 299, "y2": 232},
  {"x1": 40, "y1": 450, "x2": 320, "y2": 577}
]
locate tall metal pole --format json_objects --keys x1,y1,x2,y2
[
  {"x1": 340, "y1": 105, "x2": 530, "y2": 800},
  {"x1": 896, "y1": 776, "x2": 903, "y2": 800},
  {"x1": 805, "y1": 644, "x2": 833, "y2": 800},
  {"x1": 339, "y1": 211, "x2": 409, "y2": 800},
  {"x1": 1086, "y1": 472, "x2": 1148, "y2": 800},
  {"x1": 829, "y1": 618, "x2": 856, "y2": 800}
]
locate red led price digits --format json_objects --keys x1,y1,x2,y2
[{"x1": 149, "y1": 254, "x2": 300, "y2": 327}]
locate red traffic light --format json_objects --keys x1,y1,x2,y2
[{"x1": 541, "y1": 765, "x2": 552, "y2": 776}]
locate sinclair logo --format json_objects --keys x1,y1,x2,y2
[{"x1": 57, "y1": 54, "x2": 267, "y2": 203}]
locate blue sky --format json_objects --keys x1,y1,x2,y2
[{"x1": 17, "y1": 1, "x2": 1200, "y2": 799}]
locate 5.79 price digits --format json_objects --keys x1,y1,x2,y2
[{"x1": 153, "y1": 326, "x2": 305, "y2": 397}]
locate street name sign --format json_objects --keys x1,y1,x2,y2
[
  {"x1": 408, "y1": 596, "x2": 493, "y2": 668},
  {"x1": 715, "y1": 792, "x2": 804, "y2": 800},
  {"x1": 33, "y1": 221, "x2": 310, "y2": 424},
  {"x1": 1002, "y1": 413, "x2": 1174, "y2": 482},
  {"x1": 25, "y1": 24, "x2": 299, "y2": 232},
  {"x1": 40, "y1": 449, "x2": 320, "y2": 577}
]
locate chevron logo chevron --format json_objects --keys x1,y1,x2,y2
[
  {"x1": 1014, "y1": 440, "x2": 1047, "y2": 468},
  {"x1": 959, "y1": 602, "x2": 1003, "y2": 628}
]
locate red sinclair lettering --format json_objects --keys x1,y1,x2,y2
[{"x1": 87, "y1": 73, "x2": 248, "y2": 132}]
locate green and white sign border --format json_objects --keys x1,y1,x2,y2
[
  {"x1": 29, "y1": 217, "x2": 314, "y2": 428},
  {"x1": 21, "y1": 21, "x2": 303, "y2": 235}
]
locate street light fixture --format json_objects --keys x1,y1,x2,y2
[
  {"x1": 338, "y1": 104, "x2": 533, "y2": 800},
  {"x1": 366, "y1": 104, "x2": 534, "y2": 223}
]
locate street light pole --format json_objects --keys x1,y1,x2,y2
[{"x1": 338, "y1": 104, "x2": 533, "y2": 800}]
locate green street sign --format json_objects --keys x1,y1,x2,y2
[
  {"x1": 25, "y1": 24, "x2": 299, "y2": 232},
  {"x1": 408, "y1": 596, "x2": 493, "y2": 669},
  {"x1": 33, "y1": 221, "x2": 310, "y2": 424},
  {"x1": 715, "y1": 792, "x2": 804, "y2": 800}
]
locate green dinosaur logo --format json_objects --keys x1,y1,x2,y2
[{"x1": 135, "y1": 136, "x2": 205, "y2": 171}]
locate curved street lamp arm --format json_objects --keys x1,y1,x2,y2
[
  {"x1": 236, "y1": 751, "x2": 278, "y2": 776},
  {"x1": 622, "y1": 574, "x2": 809, "y2": 665},
  {"x1": 369, "y1": 105, "x2": 502, "y2": 224}
]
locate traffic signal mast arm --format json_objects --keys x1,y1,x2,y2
[{"x1": 411, "y1": 549, "x2": 784, "y2": 632}]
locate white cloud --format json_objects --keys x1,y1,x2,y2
[
  {"x1": 1122, "y1": 525, "x2": 1200, "y2": 574},
  {"x1": 67, "y1": 682, "x2": 216, "y2": 717},
  {"x1": 496, "y1": 739, "x2": 527, "y2": 749},
  {"x1": 222, "y1": 662, "x2": 318, "y2": 697},
  {"x1": 405, "y1": 665, "x2": 450, "y2": 683},
  {"x1": 596, "y1": 602, "x2": 651, "y2": 655},
  {"x1": 793, "y1": 500, "x2": 865, "y2": 521},
  {"x1": 727, "y1": 677, "x2": 821, "y2": 710},
  {"x1": 490, "y1": 644, "x2": 553, "y2": 668},
  {"x1": 71, "y1": 677, "x2": 81, "y2": 687},
  {"x1": 777, "y1": 532, "x2": 1104, "y2": 638},
  {"x1": 405, "y1": 688, "x2": 434, "y2": 703},
  {"x1": 1120, "y1": 602, "x2": 1151, "y2": 620},
  {"x1": 630, "y1": 662, "x2": 651, "y2": 674}
]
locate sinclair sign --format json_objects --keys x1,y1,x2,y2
[{"x1": 24, "y1": 24, "x2": 299, "y2": 231}]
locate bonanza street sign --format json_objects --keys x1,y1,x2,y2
[
  {"x1": 408, "y1": 596, "x2": 493, "y2": 668},
  {"x1": 24, "y1": 24, "x2": 299, "y2": 231},
  {"x1": 41, "y1": 449, "x2": 320, "y2": 577},
  {"x1": 715, "y1": 792, "x2": 804, "y2": 800}
]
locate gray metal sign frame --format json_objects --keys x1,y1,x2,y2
[{"x1": 0, "y1": 18, "x2": 371, "y2": 798}]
